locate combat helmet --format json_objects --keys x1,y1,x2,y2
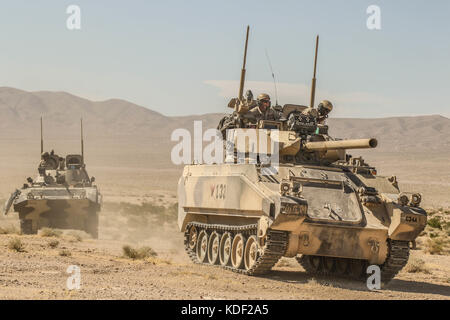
[
  {"x1": 257, "y1": 93, "x2": 271, "y2": 102},
  {"x1": 318, "y1": 100, "x2": 333, "y2": 115}
]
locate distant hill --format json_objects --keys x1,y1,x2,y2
[
  {"x1": 0, "y1": 87, "x2": 170, "y2": 138},
  {"x1": 1, "y1": 87, "x2": 449, "y2": 152},
  {"x1": 327, "y1": 115, "x2": 450, "y2": 152}
]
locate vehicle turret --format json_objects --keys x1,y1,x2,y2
[{"x1": 3, "y1": 118, "x2": 101, "y2": 238}]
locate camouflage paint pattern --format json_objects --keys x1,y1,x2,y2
[
  {"x1": 5, "y1": 153, "x2": 102, "y2": 238},
  {"x1": 178, "y1": 126, "x2": 427, "y2": 267}
]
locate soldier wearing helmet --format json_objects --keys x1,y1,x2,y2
[
  {"x1": 317, "y1": 100, "x2": 333, "y2": 124},
  {"x1": 38, "y1": 151, "x2": 57, "y2": 170},
  {"x1": 39, "y1": 152, "x2": 49, "y2": 163},
  {"x1": 247, "y1": 93, "x2": 280, "y2": 123}
]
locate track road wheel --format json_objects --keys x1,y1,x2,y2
[
  {"x1": 219, "y1": 232, "x2": 232, "y2": 266},
  {"x1": 335, "y1": 258, "x2": 349, "y2": 276},
  {"x1": 207, "y1": 231, "x2": 220, "y2": 265},
  {"x1": 309, "y1": 256, "x2": 323, "y2": 273},
  {"x1": 231, "y1": 233, "x2": 246, "y2": 269},
  {"x1": 349, "y1": 259, "x2": 366, "y2": 279},
  {"x1": 196, "y1": 230, "x2": 208, "y2": 263},
  {"x1": 296, "y1": 255, "x2": 313, "y2": 273},
  {"x1": 188, "y1": 226, "x2": 198, "y2": 250},
  {"x1": 323, "y1": 257, "x2": 335, "y2": 274},
  {"x1": 244, "y1": 235, "x2": 259, "y2": 271}
]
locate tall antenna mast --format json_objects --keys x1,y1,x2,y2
[
  {"x1": 80, "y1": 118, "x2": 84, "y2": 165},
  {"x1": 310, "y1": 35, "x2": 319, "y2": 108},
  {"x1": 40, "y1": 117, "x2": 44, "y2": 154},
  {"x1": 265, "y1": 49, "x2": 279, "y2": 106},
  {"x1": 238, "y1": 25, "x2": 250, "y2": 101}
]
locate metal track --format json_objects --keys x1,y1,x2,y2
[
  {"x1": 296, "y1": 255, "x2": 323, "y2": 275},
  {"x1": 379, "y1": 240, "x2": 410, "y2": 283},
  {"x1": 184, "y1": 222, "x2": 288, "y2": 276},
  {"x1": 296, "y1": 239, "x2": 410, "y2": 284}
]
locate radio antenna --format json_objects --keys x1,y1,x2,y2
[
  {"x1": 238, "y1": 25, "x2": 250, "y2": 101},
  {"x1": 40, "y1": 117, "x2": 44, "y2": 155},
  {"x1": 265, "y1": 49, "x2": 279, "y2": 106},
  {"x1": 80, "y1": 118, "x2": 84, "y2": 165},
  {"x1": 309, "y1": 35, "x2": 319, "y2": 108}
]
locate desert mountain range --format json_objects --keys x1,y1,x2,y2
[
  {"x1": 0, "y1": 87, "x2": 449, "y2": 152},
  {"x1": 1, "y1": 87, "x2": 449, "y2": 208}
]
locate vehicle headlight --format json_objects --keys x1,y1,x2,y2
[
  {"x1": 410, "y1": 193, "x2": 422, "y2": 207},
  {"x1": 398, "y1": 193, "x2": 409, "y2": 206},
  {"x1": 280, "y1": 183, "x2": 290, "y2": 194}
]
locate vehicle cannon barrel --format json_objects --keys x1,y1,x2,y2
[{"x1": 304, "y1": 138, "x2": 378, "y2": 151}]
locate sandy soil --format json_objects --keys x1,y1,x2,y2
[
  {"x1": 0, "y1": 196, "x2": 449, "y2": 300},
  {"x1": 0, "y1": 230, "x2": 448, "y2": 300},
  {"x1": 0, "y1": 143, "x2": 449, "y2": 300}
]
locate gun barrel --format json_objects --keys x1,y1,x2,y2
[{"x1": 304, "y1": 138, "x2": 378, "y2": 151}]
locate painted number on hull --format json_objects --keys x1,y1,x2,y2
[
  {"x1": 405, "y1": 215, "x2": 418, "y2": 223},
  {"x1": 210, "y1": 184, "x2": 226, "y2": 200}
]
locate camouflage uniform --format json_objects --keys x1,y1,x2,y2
[
  {"x1": 317, "y1": 100, "x2": 333, "y2": 125},
  {"x1": 245, "y1": 93, "x2": 281, "y2": 123},
  {"x1": 39, "y1": 152, "x2": 51, "y2": 169},
  {"x1": 217, "y1": 112, "x2": 239, "y2": 139},
  {"x1": 38, "y1": 152, "x2": 57, "y2": 170},
  {"x1": 246, "y1": 105, "x2": 280, "y2": 122}
]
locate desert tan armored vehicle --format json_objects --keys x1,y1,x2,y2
[
  {"x1": 178, "y1": 28, "x2": 427, "y2": 283},
  {"x1": 3, "y1": 118, "x2": 102, "y2": 238}
]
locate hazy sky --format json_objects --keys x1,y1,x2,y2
[{"x1": 1, "y1": 0, "x2": 449, "y2": 118}]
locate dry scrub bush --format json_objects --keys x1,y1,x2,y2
[
  {"x1": 59, "y1": 249, "x2": 72, "y2": 257},
  {"x1": 405, "y1": 258, "x2": 431, "y2": 274},
  {"x1": 0, "y1": 225, "x2": 21, "y2": 235},
  {"x1": 40, "y1": 228, "x2": 62, "y2": 238},
  {"x1": 8, "y1": 238, "x2": 25, "y2": 252},
  {"x1": 147, "y1": 256, "x2": 172, "y2": 265},
  {"x1": 427, "y1": 217, "x2": 443, "y2": 230},
  {"x1": 425, "y1": 238, "x2": 446, "y2": 255},
  {"x1": 122, "y1": 245, "x2": 157, "y2": 260},
  {"x1": 48, "y1": 239, "x2": 59, "y2": 248}
]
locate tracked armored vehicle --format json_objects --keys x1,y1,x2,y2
[
  {"x1": 177, "y1": 28, "x2": 427, "y2": 283},
  {"x1": 3, "y1": 119, "x2": 102, "y2": 238}
]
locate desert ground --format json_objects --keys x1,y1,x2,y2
[
  {"x1": 0, "y1": 154, "x2": 449, "y2": 300},
  {"x1": 0, "y1": 198, "x2": 449, "y2": 300},
  {"x1": 0, "y1": 88, "x2": 449, "y2": 299}
]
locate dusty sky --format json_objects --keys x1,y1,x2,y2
[{"x1": 0, "y1": 0, "x2": 449, "y2": 118}]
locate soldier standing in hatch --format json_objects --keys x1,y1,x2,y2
[
  {"x1": 246, "y1": 93, "x2": 281, "y2": 123},
  {"x1": 39, "y1": 152, "x2": 57, "y2": 170},
  {"x1": 317, "y1": 100, "x2": 333, "y2": 125},
  {"x1": 39, "y1": 152, "x2": 50, "y2": 169}
]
